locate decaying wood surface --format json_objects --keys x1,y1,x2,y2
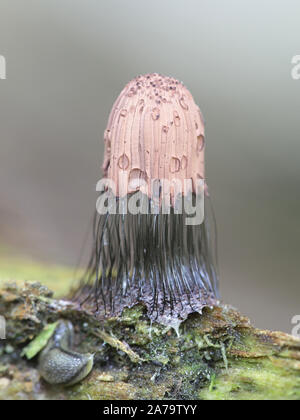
[{"x1": 0, "y1": 278, "x2": 299, "y2": 400}]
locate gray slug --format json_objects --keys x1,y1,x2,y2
[{"x1": 38, "y1": 320, "x2": 93, "y2": 386}]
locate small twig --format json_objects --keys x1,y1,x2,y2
[{"x1": 92, "y1": 329, "x2": 144, "y2": 364}]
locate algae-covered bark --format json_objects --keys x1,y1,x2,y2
[{"x1": 0, "y1": 281, "x2": 300, "y2": 400}]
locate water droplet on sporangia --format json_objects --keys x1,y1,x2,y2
[
  {"x1": 151, "y1": 107, "x2": 160, "y2": 120},
  {"x1": 173, "y1": 111, "x2": 181, "y2": 127},
  {"x1": 139, "y1": 99, "x2": 145, "y2": 113},
  {"x1": 179, "y1": 96, "x2": 189, "y2": 110},
  {"x1": 118, "y1": 154, "x2": 130, "y2": 170},
  {"x1": 170, "y1": 157, "x2": 181, "y2": 173},
  {"x1": 181, "y1": 156, "x2": 188, "y2": 170},
  {"x1": 197, "y1": 135, "x2": 205, "y2": 152},
  {"x1": 162, "y1": 126, "x2": 169, "y2": 144}
]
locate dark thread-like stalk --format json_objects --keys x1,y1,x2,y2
[{"x1": 72, "y1": 192, "x2": 219, "y2": 327}]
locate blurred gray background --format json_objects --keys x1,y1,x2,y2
[{"x1": 0, "y1": 0, "x2": 299, "y2": 332}]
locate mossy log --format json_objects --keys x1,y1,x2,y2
[{"x1": 0, "y1": 260, "x2": 299, "y2": 400}]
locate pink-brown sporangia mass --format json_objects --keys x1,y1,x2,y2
[{"x1": 102, "y1": 73, "x2": 205, "y2": 199}]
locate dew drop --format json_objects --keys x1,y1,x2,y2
[
  {"x1": 118, "y1": 153, "x2": 130, "y2": 170},
  {"x1": 197, "y1": 135, "x2": 205, "y2": 152},
  {"x1": 173, "y1": 111, "x2": 181, "y2": 127},
  {"x1": 170, "y1": 157, "x2": 181, "y2": 173},
  {"x1": 179, "y1": 96, "x2": 189, "y2": 110},
  {"x1": 162, "y1": 126, "x2": 169, "y2": 144},
  {"x1": 139, "y1": 99, "x2": 145, "y2": 113},
  {"x1": 181, "y1": 155, "x2": 188, "y2": 170},
  {"x1": 120, "y1": 109, "x2": 127, "y2": 117},
  {"x1": 151, "y1": 107, "x2": 160, "y2": 120}
]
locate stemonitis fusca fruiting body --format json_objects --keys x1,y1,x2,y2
[{"x1": 72, "y1": 73, "x2": 219, "y2": 329}]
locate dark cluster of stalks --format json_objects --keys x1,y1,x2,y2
[{"x1": 72, "y1": 192, "x2": 219, "y2": 322}]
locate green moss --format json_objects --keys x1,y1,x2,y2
[
  {"x1": 199, "y1": 358, "x2": 300, "y2": 400},
  {"x1": 21, "y1": 322, "x2": 58, "y2": 359}
]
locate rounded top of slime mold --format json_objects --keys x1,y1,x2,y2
[{"x1": 102, "y1": 73, "x2": 206, "y2": 198}]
